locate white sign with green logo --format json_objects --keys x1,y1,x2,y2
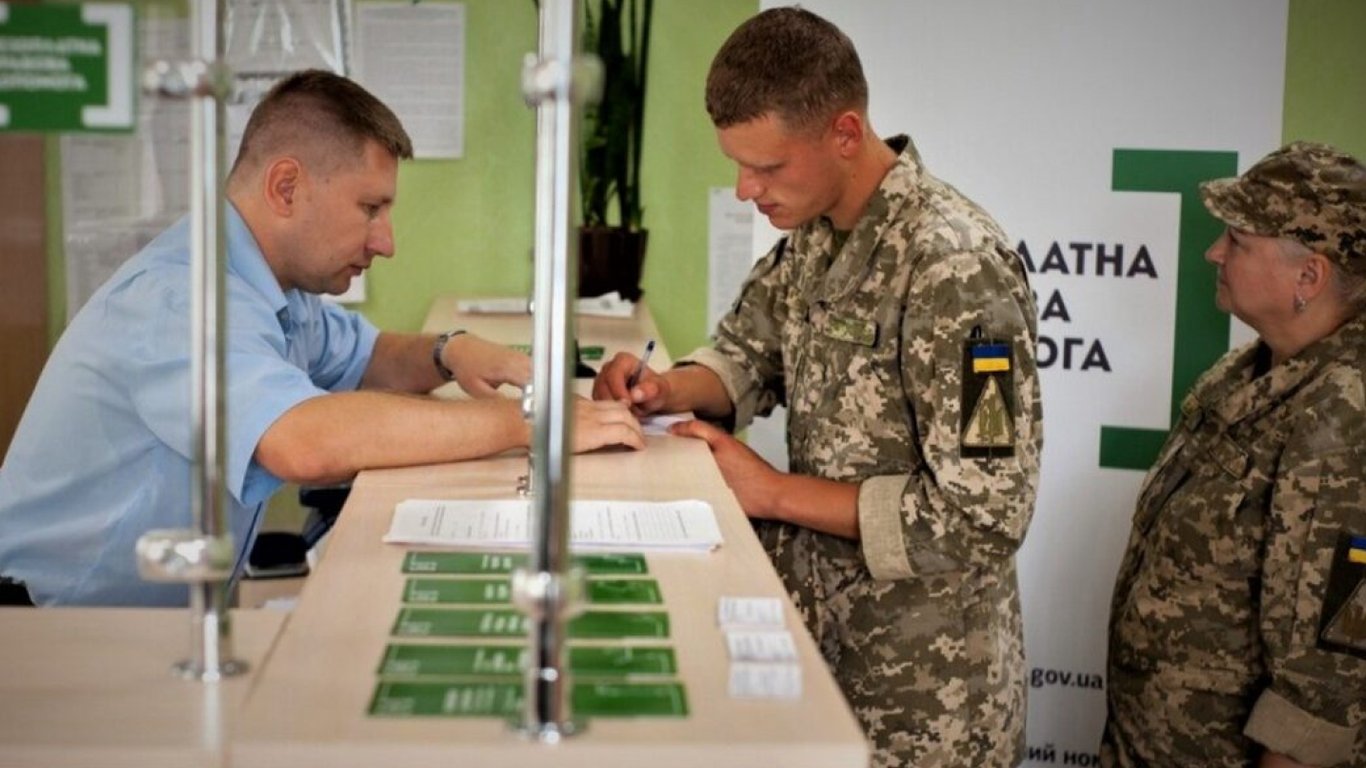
[{"x1": 0, "y1": 2, "x2": 134, "y2": 132}]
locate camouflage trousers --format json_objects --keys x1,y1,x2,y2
[{"x1": 758, "y1": 521, "x2": 1026, "y2": 768}]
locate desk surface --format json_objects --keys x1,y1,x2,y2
[
  {"x1": 0, "y1": 608, "x2": 285, "y2": 768},
  {"x1": 231, "y1": 299, "x2": 868, "y2": 767}
]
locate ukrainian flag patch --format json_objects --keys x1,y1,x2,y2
[
  {"x1": 961, "y1": 335, "x2": 1016, "y2": 458},
  {"x1": 1319, "y1": 532, "x2": 1366, "y2": 659},
  {"x1": 1351, "y1": 536, "x2": 1366, "y2": 565},
  {"x1": 971, "y1": 344, "x2": 1012, "y2": 373}
]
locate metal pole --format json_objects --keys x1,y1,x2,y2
[
  {"x1": 512, "y1": 0, "x2": 597, "y2": 740},
  {"x1": 136, "y1": 0, "x2": 244, "y2": 681}
]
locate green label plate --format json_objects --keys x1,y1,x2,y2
[
  {"x1": 402, "y1": 552, "x2": 648, "y2": 576},
  {"x1": 393, "y1": 608, "x2": 670, "y2": 639},
  {"x1": 370, "y1": 681, "x2": 688, "y2": 718},
  {"x1": 403, "y1": 577, "x2": 661, "y2": 605},
  {"x1": 377, "y1": 644, "x2": 677, "y2": 677}
]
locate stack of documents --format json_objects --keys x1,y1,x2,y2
[
  {"x1": 384, "y1": 498, "x2": 724, "y2": 552},
  {"x1": 455, "y1": 292, "x2": 635, "y2": 318}
]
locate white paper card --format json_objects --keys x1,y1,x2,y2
[
  {"x1": 385, "y1": 498, "x2": 724, "y2": 552},
  {"x1": 717, "y1": 596, "x2": 785, "y2": 629},
  {"x1": 728, "y1": 662, "x2": 802, "y2": 699},
  {"x1": 641, "y1": 413, "x2": 690, "y2": 436},
  {"x1": 725, "y1": 630, "x2": 798, "y2": 663}
]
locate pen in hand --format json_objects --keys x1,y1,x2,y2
[{"x1": 626, "y1": 339, "x2": 656, "y2": 391}]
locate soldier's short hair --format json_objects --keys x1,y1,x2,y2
[
  {"x1": 705, "y1": 7, "x2": 868, "y2": 135},
  {"x1": 230, "y1": 69, "x2": 413, "y2": 179}
]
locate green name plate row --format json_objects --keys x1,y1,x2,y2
[
  {"x1": 402, "y1": 551, "x2": 648, "y2": 576},
  {"x1": 403, "y1": 577, "x2": 661, "y2": 606},
  {"x1": 394, "y1": 608, "x2": 670, "y2": 639},
  {"x1": 378, "y1": 643, "x2": 677, "y2": 678},
  {"x1": 508, "y1": 344, "x2": 604, "y2": 361},
  {"x1": 371, "y1": 681, "x2": 688, "y2": 718}
]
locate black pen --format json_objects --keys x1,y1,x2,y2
[{"x1": 626, "y1": 339, "x2": 656, "y2": 390}]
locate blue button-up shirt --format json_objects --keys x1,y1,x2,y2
[{"x1": 0, "y1": 206, "x2": 378, "y2": 606}]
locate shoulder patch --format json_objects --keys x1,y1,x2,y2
[
  {"x1": 961, "y1": 336, "x2": 1016, "y2": 458},
  {"x1": 1319, "y1": 532, "x2": 1366, "y2": 659}
]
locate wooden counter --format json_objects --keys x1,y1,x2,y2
[
  {"x1": 0, "y1": 608, "x2": 285, "y2": 768},
  {"x1": 231, "y1": 299, "x2": 869, "y2": 767}
]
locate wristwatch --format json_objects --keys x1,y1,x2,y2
[{"x1": 432, "y1": 330, "x2": 466, "y2": 382}]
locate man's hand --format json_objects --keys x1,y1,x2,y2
[
  {"x1": 669, "y1": 419, "x2": 780, "y2": 518},
  {"x1": 572, "y1": 398, "x2": 646, "y2": 453},
  {"x1": 446, "y1": 333, "x2": 532, "y2": 397},
  {"x1": 593, "y1": 351, "x2": 671, "y2": 416},
  {"x1": 670, "y1": 418, "x2": 860, "y2": 539}
]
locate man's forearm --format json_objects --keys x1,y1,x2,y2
[
  {"x1": 255, "y1": 391, "x2": 527, "y2": 484},
  {"x1": 769, "y1": 473, "x2": 860, "y2": 540},
  {"x1": 361, "y1": 332, "x2": 444, "y2": 392},
  {"x1": 663, "y1": 365, "x2": 736, "y2": 419}
]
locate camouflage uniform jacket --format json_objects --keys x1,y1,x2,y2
[
  {"x1": 1103, "y1": 314, "x2": 1366, "y2": 768},
  {"x1": 682, "y1": 136, "x2": 1043, "y2": 768}
]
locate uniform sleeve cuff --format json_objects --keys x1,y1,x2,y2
[
  {"x1": 858, "y1": 475, "x2": 913, "y2": 581},
  {"x1": 675, "y1": 347, "x2": 756, "y2": 430},
  {"x1": 1243, "y1": 688, "x2": 1359, "y2": 766}
]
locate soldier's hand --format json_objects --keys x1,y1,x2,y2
[
  {"x1": 669, "y1": 419, "x2": 779, "y2": 518},
  {"x1": 592, "y1": 352, "x2": 671, "y2": 416},
  {"x1": 572, "y1": 397, "x2": 645, "y2": 453}
]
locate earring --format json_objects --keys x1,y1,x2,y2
[{"x1": 1293, "y1": 293, "x2": 1308, "y2": 314}]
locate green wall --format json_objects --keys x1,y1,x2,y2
[
  {"x1": 1283, "y1": 0, "x2": 1366, "y2": 158},
  {"x1": 368, "y1": 0, "x2": 755, "y2": 356},
  {"x1": 42, "y1": 0, "x2": 1366, "y2": 359}
]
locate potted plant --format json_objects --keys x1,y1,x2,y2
[{"x1": 577, "y1": 0, "x2": 652, "y2": 300}]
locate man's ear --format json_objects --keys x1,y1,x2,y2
[
  {"x1": 830, "y1": 110, "x2": 864, "y2": 157},
  {"x1": 1298, "y1": 252, "x2": 1333, "y2": 301},
  {"x1": 263, "y1": 157, "x2": 302, "y2": 216}
]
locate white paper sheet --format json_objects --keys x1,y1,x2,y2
[
  {"x1": 725, "y1": 629, "x2": 798, "y2": 663},
  {"x1": 384, "y1": 498, "x2": 724, "y2": 552},
  {"x1": 707, "y1": 187, "x2": 756, "y2": 331},
  {"x1": 716, "y1": 596, "x2": 786, "y2": 629},
  {"x1": 354, "y1": 1, "x2": 465, "y2": 159}
]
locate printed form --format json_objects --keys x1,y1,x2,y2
[{"x1": 384, "y1": 499, "x2": 724, "y2": 552}]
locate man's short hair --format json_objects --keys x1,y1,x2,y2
[
  {"x1": 230, "y1": 69, "x2": 413, "y2": 178},
  {"x1": 705, "y1": 7, "x2": 868, "y2": 135}
]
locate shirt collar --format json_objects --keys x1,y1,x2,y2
[{"x1": 226, "y1": 204, "x2": 293, "y2": 330}]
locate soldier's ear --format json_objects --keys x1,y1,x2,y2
[
  {"x1": 830, "y1": 111, "x2": 863, "y2": 157},
  {"x1": 1297, "y1": 252, "x2": 1332, "y2": 301}
]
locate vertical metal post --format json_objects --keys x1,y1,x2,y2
[
  {"x1": 136, "y1": 0, "x2": 244, "y2": 681},
  {"x1": 511, "y1": 0, "x2": 597, "y2": 741},
  {"x1": 183, "y1": 0, "x2": 239, "y2": 682}
]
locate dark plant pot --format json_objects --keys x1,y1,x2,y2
[{"x1": 579, "y1": 226, "x2": 647, "y2": 301}]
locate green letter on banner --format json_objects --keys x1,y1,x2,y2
[
  {"x1": 0, "y1": 2, "x2": 135, "y2": 133},
  {"x1": 1098, "y1": 149, "x2": 1238, "y2": 471}
]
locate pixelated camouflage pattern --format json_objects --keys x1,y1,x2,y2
[
  {"x1": 1103, "y1": 314, "x2": 1366, "y2": 768},
  {"x1": 1201, "y1": 141, "x2": 1366, "y2": 276},
  {"x1": 682, "y1": 136, "x2": 1042, "y2": 768}
]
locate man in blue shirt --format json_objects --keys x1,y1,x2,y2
[{"x1": 0, "y1": 70, "x2": 643, "y2": 606}]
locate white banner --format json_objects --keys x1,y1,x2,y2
[{"x1": 749, "y1": 1, "x2": 1289, "y2": 763}]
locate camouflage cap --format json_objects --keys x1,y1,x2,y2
[{"x1": 1200, "y1": 141, "x2": 1366, "y2": 276}]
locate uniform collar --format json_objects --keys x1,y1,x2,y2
[
  {"x1": 1195, "y1": 313, "x2": 1366, "y2": 427},
  {"x1": 809, "y1": 135, "x2": 923, "y2": 304}
]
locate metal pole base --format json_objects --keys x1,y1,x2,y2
[
  {"x1": 172, "y1": 657, "x2": 248, "y2": 682},
  {"x1": 510, "y1": 715, "x2": 586, "y2": 743}
]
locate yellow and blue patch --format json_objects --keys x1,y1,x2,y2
[
  {"x1": 971, "y1": 343, "x2": 1012, "y2": 373},
  {"x1": 1350, "y1": 536, "x2": 1366, "y2": 565},
  {"x1": 1319, "y1": 532, "x2": 1366, "y2": 658},
  {"x1": 961, "y1": 336, "x2": 1016, "y2": 458}
]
